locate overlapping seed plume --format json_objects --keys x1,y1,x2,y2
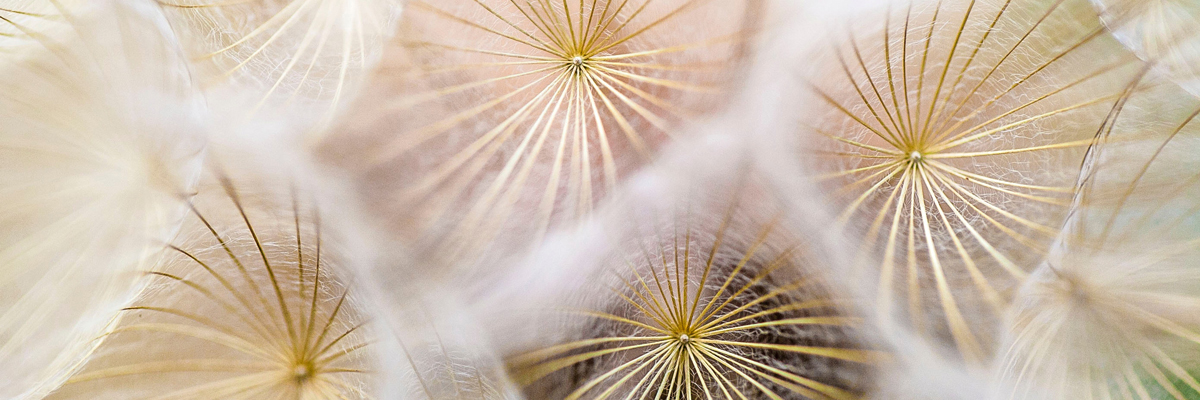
[
  {"x1": 387, "y1": 300, "x2": 521, "y2": 399},
  {"x1": 16, "y1": 0, "x2": 1200, "y2": 398},
  {"x1": 339, "y1": 254, "x2": 521, "y2": 399},
  {"x1": 507, "y1": 177, "x2": 878, "y2": 399},
  {"x1": 1000, "y1": 72, "x2": 1200, "y2": 400},
  {"x1": 157, "y1": 0, "x2": 403, "y2": 126},
  {"x1": 793, "y1": 0, "x2": 1149, "y2": 363},
  {"x1": 0, "y1": 1, "x2": 204, "y2": 397},
  {"x1": 316, "y1": 0, "x2": 764, "y2": 269},
  {"x1": 0, "y1": 0, "x2": 83, "y2": 57},
  {"x1": 48, "y1": 169, "x2": 377, "y2": 399},
  {"x1": 1094, "y1": 0, "x2": 1200, "y2": 98}
]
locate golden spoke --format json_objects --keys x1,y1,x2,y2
[
  {"x1": 109, "y1": 324, "x2": 274, "y2": 361},
  {"x1": 874, "y1": 169, "x2": 914, "y2": 319},
  {"x1": 370, "y1": 67, "x2": 565, "y2": 165},
  {"x1": 916, "y1": 0, "x2": 977, "y2": 142},
  {"x1": 923, "y1": 0, "x2": 1014, "y2": 136},
  {"x1": 811, "y1": 85, "x2": 903, "y2": 149},
  {"x1": 157, "y1": 252, "x2": 281, "y2": 341},
  {"x1": 700, "y1": 317, "x2": 856, "y2": 338},
  {"x1": 413, "y1": 0, "x2": 560, "y2": 56},
  {"x1": 219, "y1": 178, "x2": 299, "y2": 347},
  {"x1": 923, "y1": 167, "x2": 1027, "y2": 279},
  {"x1": 925, "y1": 167, "x2": 1052, "y2": 252},
  {"x1": 834, "y1": 162, "x2": 905, "y2": 223},
  {"x1": 705, "y1": 345, "x2": 857, "y2": 400},
  {"x1": 926, "y1": 0, "x2": 1070, "y2": 136},
  {"x1": 692, "y1": 344, "x2": 785, "y2": 400},
  {"x1": 565, "y1": 343, "x2": 674, "y2": 400},
  {"x1": 913, "y1": 166, "x2": 984, "y2": 361},
  {"x1": 846, "y1": 30, "x2": 906, "y2": 143}
]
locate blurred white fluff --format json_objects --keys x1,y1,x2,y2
[
  {"x1": 1094, "y1": 0, "x2": 1200, "y2": 99},
  {"x1": 381, "y1": 295, "x2": 521, "y2": 400},
  {"x1": 0, "y1": 0, "x2": 83, "y2": 58},
  {"x1": 0, "y1": 0, "x2": 206, "y2": 397},
  {"x1": 997, "y1": 72, "x2": 1200, "y2": 400},
  {"x1": 155, "y1": 0, "x2": 404, "y2": 137},
  {"x1": 335, "y1": 203, "x2": 523, "y2": 400},
  {"x1": 156, "y1": 0, "x2": 403, "y2": 141}
]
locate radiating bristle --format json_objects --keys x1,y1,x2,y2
[
  {"x1": 786, "y1": 0, "x2": 1149, "y2": 363},
  {"x1": 315, "y1": 0, "x2": 764, "y2": 274}
]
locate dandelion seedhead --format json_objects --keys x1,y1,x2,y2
[
  {"x1": 317, "y1": 0, "x2": 763, "y2": 269},
  {"x1": 50, "y1": 173, "x2": 376, "y2": 399},
  {"x1": 508, "y1": 186, "x2": 877, "y2": 399},
  {"x1": 798, "y1": 0, "x2": 1147, "y2": 362},
  {"x1": 999, "y1": 73, "x2": 1200, "y2": 400}
]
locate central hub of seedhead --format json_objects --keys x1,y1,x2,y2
[
  {"x1": 567, "y1": 55, "x2": 590, "y2": 75},
  {"x1": 292, "y1": 362, "x2": 314, "y2": 384},
  {"x1": 905, "y1": 150, "x2": 927, "y2": 168}
]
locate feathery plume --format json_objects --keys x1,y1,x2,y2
[
  {"x1": 1093, "y1": 0, "x2": 1200, "y2": 98},
  {"x1": 998, "y1": 71, "x2": 1200, "y2": 400},
  {"x1": 0, "y1": 1, "x2": 204, "y2": 396},
  {"x1": 315, "y1": 0, "x2": 764, "y2": 272},
  {"x1": 48, "y1": 167, "x2": 377, "y2": 399},
  {"x1": 0, "y1": 0, "x2": 82, "y2": 58},
  {"x1": 155, "y1": 0, "x2": 404, "y2": 129},
  {"x1": 785, "y1": 0, "x2": 1147, "y2": 363},
  {"x1": 384, "y1": 298, "x2": 522, "y2": 400}
]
